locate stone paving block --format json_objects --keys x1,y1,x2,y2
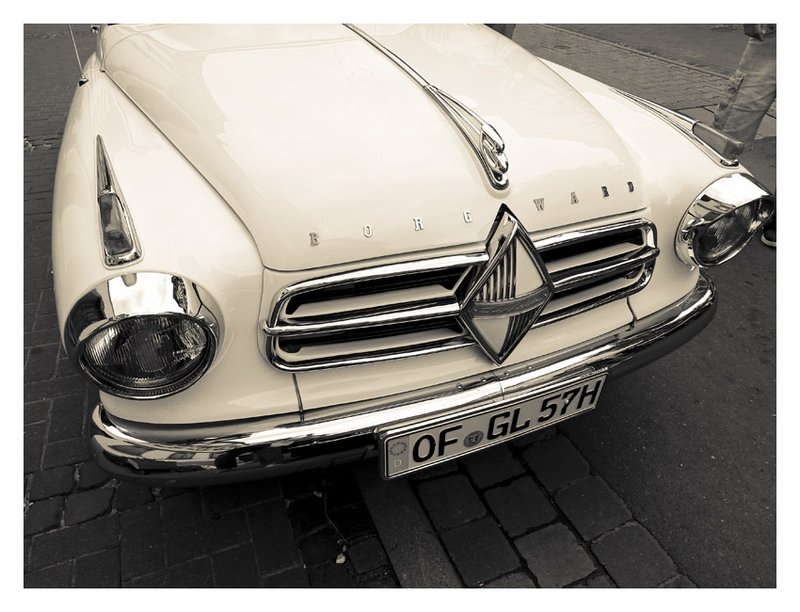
[
  {"x1": 76, "y1": 461, "x2": 110, "y2": 490},
  {"x1": 23, "y1": 372, "x2": 88, "y2": 402},
  {"x1": 128, "y1": 557, "x2": 214, "y2": 588},
  {"x1": 24, "y1": 536, "x2": 31, "y2": 570},
  {"x1": 441, "y1": 517, "x2": 520, "y2": 586},
  {"x1": 161, "y1": 490, "x2": 204, "y2": 530},
  {"x1": 49, "y1": 394, "x2": 86, "y2": 441},
  {"x1": 120, "y1": 504, "x2": 165, "y2": 581},
  {"x1": 249, "y1": 499, "x2": 303, "y2": 576},
  {"x1": 24, "y1": 421, "x2": 46, "y2": 474},
  {"x1": 461, "y1": 444, "x2": 525, "y2": 489},
  {"x1": 164, "y1": 521, "x2": 207, "y2": 567},
  {"x1": 554, "y1": 476, "x2": 631, "y2": 541},
  {"x1": 38, "y1": 287, "x2": 56, "y2": 314},
  {"x1": 29, "y1": 514, "x2": 119, "y2": 570},
  {"x1": 25, "y1": 496, "x2": 64, "y2": 535},
  {"x1": 34, "y1": 313, "x2": 59, "y2": 332},
  {"x1": 64, "y1": 487, "x2": 114, "y2": 525},
  {"x1": 660, "y1": 574, "x2": 697, "y2": 588},
  {"x1": 286, "y1": 493, "x2": 327, "y2": 537},
  {"x1": 409, "y1": 459, "x2": 459, "y2": 480},
  {"x1": 24, "y1": 400, "x2": 50, "y2": 425},
  {"x1": 522, "y1": 435, "x2": 590, "y2": 493},
  {"x1": 24, "y1": 328, "x2": 62, "y2": 352},
  {"x1": 324, "y1": 466, "x2": 363, "y2": 506},
  {"x1": 42, "y1": 436, "x2": 91, "y2": 469},
  {"x1": 201, "y1": 479, "x2": 281, "y2": 517},
  {"x1": 202, "y1": 510, "x2": 251, "y2": 553},
  {"x1": 308, "y1": 562, "x2": 359, "y2": 587},
  {"x1": 592, "y1": 523, "x2": 676, "y2": 588},
  {"x1": 484, "y1": 571, "x2": 537, "y2": 588},
  {"x1": 261, "y1": 566, "x2": 310, "y2": 587},
  {"x1": 355, "y1": 464, "x2": 462, "y2": 588},
  {"x1": 114, "y1": 482, "x2": 155, "y2": 510},
  {"x1": 574, "y1": 574, "x2": 615, "y2": 587},
  {"x1": 347, "y1": 537, "x2": 389, "y2": 575},
  {"x1": 29, "y1": 465, "x2": 74, "y2": 501},
  {"x1": 279, "y1": 470, "x2": 323, "y2": 501},
  {"x1": 485, "y1": 476, "x2": 557, "y2": 537},
  {"x1": 326, "y1": 499, "x2": 374, "y2": 541},
  {"x1": 515, "y1": 523, "x2": 596, "y2": 587},
  {"x1": 510, "y1": 426, "x2": 558, "y2": 450},
  {"x1": 75, "y1": 547, "x2": 120, "y2": 587},
  {"x1": 55, "y1": 356, "x2": 79, "y2": 378},
  {"x1": 24, "y1": 561, "x2": 73, "y2": 587},
  {"x1": 360, "y1": 570, "x2": 399, "y2": 587},
  {"x1": 211, "y1": 544, "x2": 261, "y2": 587},
  {"x1": 416, "y1": 473, "x2": 486, "y2": 531},
  {"x1": 24, "y1": 303, "x2": 37, "y2": 332},
  {"x1": 24, "y1": 344, "x2": 57, "y2": 382},
  {"x1": 298, "y1": 526, "x2": 341, "y2": 566}
]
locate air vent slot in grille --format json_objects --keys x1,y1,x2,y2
[{"x1": 264, "y1": 220, "x2": 658, "y2": 371}]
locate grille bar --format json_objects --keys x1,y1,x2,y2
[{"x1": 264, "y1": 219, "x2": 658, "y2": 371}]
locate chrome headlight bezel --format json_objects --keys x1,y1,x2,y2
[
  {"x1": 64, "y1": 272, "x2": 223, "y2": 399},
  {"x1": 675, "y1": 173, "x2": 775, "y2": 268}
]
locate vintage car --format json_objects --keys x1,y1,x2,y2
[{"x1": 53, "y1": 24, "x2": 774, "y2": 486}]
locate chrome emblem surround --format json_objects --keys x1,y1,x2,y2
[{"x1": 459, "y1": 205, "x2": 555, "y2": 364}]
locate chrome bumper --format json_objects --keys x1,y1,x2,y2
[{"x1": 91, "y1": 274, "x2": 716, "y2": 486}]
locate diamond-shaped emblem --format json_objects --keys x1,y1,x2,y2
[{"x1": 459, "y1": 206, "x2": 554, "y2": 363}]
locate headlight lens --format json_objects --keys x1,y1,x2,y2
[
  {"x1": 81, "y1": 314, "x2": 215, "y2": 398},
  {"x1": 676, "y1": 174, "x2": 774, "y2": 267},
  {"x1": 65, "y1": 273, "x2": 222, "y2": 399}
]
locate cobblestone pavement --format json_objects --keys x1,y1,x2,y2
[{"x1": 23, "y1": 24, "x2": 773, "y2": 587}]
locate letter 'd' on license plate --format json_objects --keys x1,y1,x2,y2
[{"x1": 379, "y1": 373, "x2": 606, "y2": 478}]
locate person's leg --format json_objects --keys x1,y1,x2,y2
[{"x1": 713, "y1": 34, "x2": 776, "y2": 151}]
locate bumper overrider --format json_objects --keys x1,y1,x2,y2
[{"x1": 91, "y1": 274, "x2": 716, "y2": 486}]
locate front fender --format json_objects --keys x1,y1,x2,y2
[{"x1": 52, "y1": 55, "x2": 299, "y2": 424}]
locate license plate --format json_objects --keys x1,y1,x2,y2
[{"x1": 379, "y1": 373, "x2": 606, "y2": 478}]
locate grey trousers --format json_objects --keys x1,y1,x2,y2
[{"x1": 713, "y1": 33, "x2": 776, "y2": 151}]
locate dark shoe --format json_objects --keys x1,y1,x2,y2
[{"x1": 761, "y1": 214, "x2": 776, "y2": 247}]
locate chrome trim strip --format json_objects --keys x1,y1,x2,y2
[
  {"x1": 549, "y1": 246, "x2": 659, "y2": 293},
  {"x1": 64, "y1": 272, "x2": 223, "y2": 399},
  {"x1": 531, "y1": 261, "x2": 655, "y2": 330},
  {"x1": 91, "y1": 274, "x2": 716, "y2": 485},
  {"x1": 268, "y1": 335, "x2": 475, "y2": 372},
  {"x1": 613, "y1": 89, "x2": 739, "y2": 167},
  {"x1": 344, "y1": 24, "x2": 509, "y2": 190},
  {"x1": 268, "y1": 299, "x2": 460, "y2": 337},
  {"x1": 269, "y1": 252, "x2": 487, "y2": 326},
  {"x1": 534, "y1": 219, "x2": 654, "y2": 252},
  {"x1": 95, "y1": 135, "x2": 142, "y2": 266}
]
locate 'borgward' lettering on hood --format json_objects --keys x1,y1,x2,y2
[{"x1": 101, "y1": 24, "x2": 645, "y2": 271}]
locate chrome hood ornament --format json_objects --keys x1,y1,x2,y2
[
  {"x1": 345, "y1": 24, "x2": 509, "y2": 190},
  {"x1": 459, "y1": 206, "x2": 554, "y2": 362}
]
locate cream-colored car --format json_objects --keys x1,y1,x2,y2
[{"x1": 53, "y1": 24, "x2": 773, "y2": 486}]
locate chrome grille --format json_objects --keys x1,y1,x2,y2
[{"x1": 264, "y1": 219, "x2": 658, "y2": 371}]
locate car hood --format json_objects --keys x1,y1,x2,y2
[{"x1": 102, "y1": 24, "x2": 646, "y2": 271}]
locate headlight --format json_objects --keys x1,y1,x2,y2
[
  {"x1": 65, "y1": 273, "x2": 222, "y2": 399},
  {"x1": 676, "y1": 173, "x2": 774, "y2": 267}
]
